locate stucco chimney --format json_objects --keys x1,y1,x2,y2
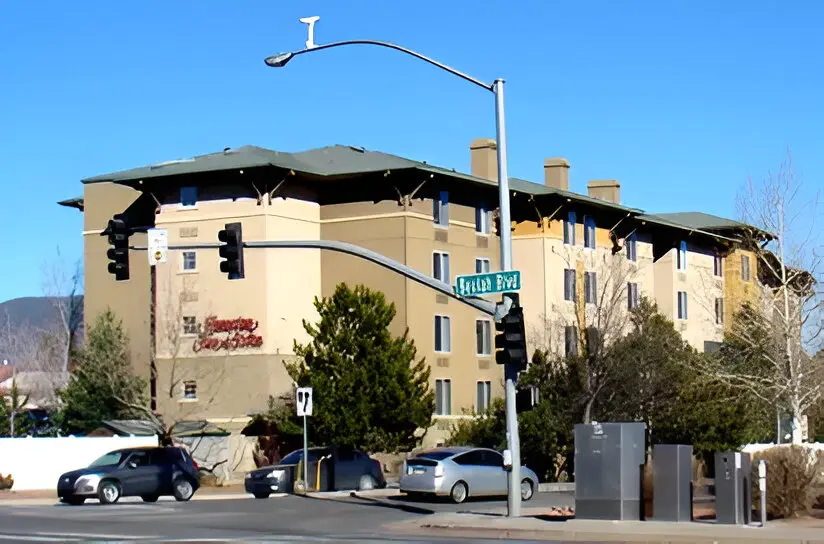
[
  {"x1": 470, "y1": 138, "x2": 498, "y2": 182},
  {"x1": 587, "y1": 180, "x2": 621, "y2": 203},
  {"x1": 544, "y1": 158, "x2": 570, "y2": 190}
]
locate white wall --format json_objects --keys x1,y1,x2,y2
[{"x1": 0, "y1": 436, "x2": 158, "y2": 491}]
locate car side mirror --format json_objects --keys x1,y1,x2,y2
[{"x1": 128, "y1": 461, "x2": 138, "y2": 469}]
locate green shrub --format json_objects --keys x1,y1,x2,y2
[{"x1": 750, "y1": 445, "x2": 824, "y2": 518}]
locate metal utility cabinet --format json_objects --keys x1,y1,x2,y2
[
  {"x1": 574, "y1": 422, "x2": 647, "y2": 520},
  {"x1": 714, "y1": 451, "x2": 752, "y2": 525},
  {"x1": 652, "y1": 444, "x2": 693, "y2": 522}
]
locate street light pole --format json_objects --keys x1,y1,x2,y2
[
  {"x1": 265, "y1": 23, "x2": 522, "y2": 516},
  {"x1": 492, "y1": 78, "x2": 521, "y2": 516}
]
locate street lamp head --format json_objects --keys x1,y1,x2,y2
[{"x1": 264, "y1": 52, "x2": 294, "y2": 68}]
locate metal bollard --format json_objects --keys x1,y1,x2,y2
[{"x1": 758, "y1": 460, "x2": 767, "y2": 527}]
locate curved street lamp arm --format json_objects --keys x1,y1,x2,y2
[{"x1": 277, "y1": 40, "x2": 494, "y2": 92}]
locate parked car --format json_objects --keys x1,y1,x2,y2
[
  {"x1": 245, "y1": 445, "x2": 385, "y2": 498},
  {"x1": 399, "y1": 446, "x2": 539, "y2": 504},
  {"x1": 57, "y1": 446, "x2": 200, "y2": 505}
]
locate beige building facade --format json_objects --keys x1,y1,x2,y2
[{"x1": 61, "y1": 139, "x2": 769, "y2": 446}]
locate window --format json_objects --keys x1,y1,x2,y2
[
  {"x1": 476, "y1": 320, "x2": 492, "y2": 356},
  {"x1": 715, "y1": 298, "x2": 724, "y2": 325},
  {"x1": 476, "y1": 381, "x2": 491, "y2": 413},
  {"x1": 586, "y1": 327, "x2": 601, "y2": 356},
  {"x1": 433, "y1": 252, "x2": 450, "y2": 284},
  {"x1": 713, "y1": 254, "x2": 724, "y2": 277},
  {"x1": 584, "y1": 216, "x2": 596, "y2": 249},
  {"x1": 564, "y1": 326, "x2": 579, "y2": 357},
  {"x1": 435, "y1": 379, "x2": 451, "y2": 415},
  {"x1": 125, "y1": 451, "x2": 151, "y2": 468},
  {"x1": 179, "y1": 186, "x2": 198, "y2": 208},
  {"x1": 564, "y1": 269, "x2": 576, "y2": 302},
  {"x1": 182, "y1": 316, "x2": 197, "y2": 335},
  {"x1": 434, "y1": 315, "x2": 451, "y2": 353},
  {"x1": 181, "y1": 251, "x2": 197, "y2": 271},
  {"x1": 183, "y1": 381, "x2": 197, "y2": 400},
  {"x1": 677, "y1": 291, "x2": 688, "y2": 320},
  {"x1": 626, "y1": 233, "x2": 637, "y2": 261},
  {"x1": 677, "y1": 241, "x2": 688, "y2": 271},
  {"x1": 741, "y1": 255, "x2": 751, "y2": 281},
  {"x1": 584, "y1": 271, "x2": 597, "y2": 304},
  {"x1": 627, "y1": 282, "x2": 639, "y2": 310},
  {"x1": 564, "y1": 211, "x2": 576, "y2": 245},
  {"x1": 475, "y1": 205, "x2": 489, "y2": 234},
  {"x1": 475, "y1": 258, "x2": 490, "y2": 274},
  {"x1": 433, "y1": 190, "x2": 449, "y2": 227}
]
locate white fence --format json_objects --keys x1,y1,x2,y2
[{"x1": 0, "y1": 436, "x2": 158, "y2": 491}]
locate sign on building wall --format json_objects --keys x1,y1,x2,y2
[{"x1": 192, "y1": 316, "x2": 264, "y2": 352}]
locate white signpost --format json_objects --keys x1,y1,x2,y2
[
  {"x1": 147, "y1": 228, "x2": 169, "y2": 266},
  {"x1": 296, "y1": 387, "x2": 313, "y2": 489}
]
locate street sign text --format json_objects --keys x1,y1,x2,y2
[{"x1": 454, "y1": 270, "x2": 521, "y2": 298}]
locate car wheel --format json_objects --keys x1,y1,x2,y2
[
  {"x1": 253, "y1": 491, "x2": 270, "y2": 499},
  {"x1": 358, "y1": 474, "x2": 376, "y2": 491},
  {"x1": 450, "y1": 481, "x2": 468, "y2": 504},
  {"x1": 520, "y1": 479, "x2": 534, "y2": 501},
  {"x1": 98, "y1": 480, "x2": 121, "y2": 505},
  {"x1": 172, "y1": 477, "x2": 195, "y2": 502},
  {"x1": 141, "y1": 495, "x2": 159, "y2": 503},
  {"x1": 61, "y1": 497, "x2": 85, "y2": 506}
]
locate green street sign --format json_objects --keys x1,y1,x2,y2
[{"x1": 454, "y1": 270, "x2": 522, "y2": 298}]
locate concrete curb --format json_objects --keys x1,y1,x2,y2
[
  {"x1": 538, "y1": 482, "x2": 574, "y2": 493},
  {"x1": 397, "y1": 514, "x2": 824, "y2": 543}
]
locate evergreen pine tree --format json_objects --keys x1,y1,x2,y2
[
  {"x1": 287, "y1": 283, "x2": 434, "y2": 453},
  {"x1": 56, "y1": 309, "x2": 147, "y2": 434}
]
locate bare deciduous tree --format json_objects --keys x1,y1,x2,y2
[
  {"x1": 41, "y1": 248, "x2": 84, "y2": 372},
  {"x1": 699, "y1": 151, "x2": 823, "y2": 444},
  {"x1": 532, "y1": 244, "x2": 640, "y2": 423}
]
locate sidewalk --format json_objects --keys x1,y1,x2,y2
[
  {"x1": 0, "y1": 485, "x2": 256, "y2": 506},
  {"x1": 390, "y1": 510, "x2": 824, "y2": 543}
]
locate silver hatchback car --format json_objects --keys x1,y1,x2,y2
[{"x1": 399, "y1": 446, "x2": 539, "y2": 504}]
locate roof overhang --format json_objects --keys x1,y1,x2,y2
[{"x1": 57, "y1": 197, "x2": 84, "y2": 211}]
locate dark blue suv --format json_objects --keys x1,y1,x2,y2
[{"x1": 57, "y1": 446, "x2": 200, "y2": 505}]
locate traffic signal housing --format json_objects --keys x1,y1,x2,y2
[
  {"x1": 218, "y1": 222, "x2": 244, "y2": 280},
  {"x1": 106, "y1": 214, "x2": 130, "y2": 281},
  {"x1": 495, "y1": 293, "x2": 528, "y2": 371}
]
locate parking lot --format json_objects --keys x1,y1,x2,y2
[{"x1": 0, "y1": 490, "x2": 575, "y2": 542}]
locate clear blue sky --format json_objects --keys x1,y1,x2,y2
[{"x1": 1, "y1": 0, "x2": 821, "y2": 302}]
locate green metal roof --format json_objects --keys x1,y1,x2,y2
[
  {"x1": 641, "y1": 212, "x2": 748, "y2": 231},
  {"x1": 79, "y1": 142, "x2": 760, "y2": 239}
]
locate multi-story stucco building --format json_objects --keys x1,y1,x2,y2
[{"x1": 58, "y1": 138, "x2": 768, "y2": 445}]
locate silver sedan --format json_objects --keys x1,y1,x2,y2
[{"x1": 399, "y1": 446, "x2": 539, "y2": 504}]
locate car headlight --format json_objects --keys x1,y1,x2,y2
[
  {"x1": 75, "y1": 474, "x2": 102, "y2": 492},
  {"x1": 268, "y1": 470, "x2": 284, "y2": 479}
]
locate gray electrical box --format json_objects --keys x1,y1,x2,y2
[
  {"x1": 652, "y1": 444, "x2": 693, "y2": 522},
  {"x1": 714, "y1": 451, "x2": 752, "y2": 525},
  {"x1": 574, "y1": 422, "x2": 647, "y2": 520}
]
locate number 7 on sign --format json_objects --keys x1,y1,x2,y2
[{"x1": 296, "y1": 387, "x2": 313, "y2": 417}]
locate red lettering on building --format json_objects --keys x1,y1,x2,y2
[{"x1": 192, "y1": 316, "x2": 263, "y2": 353}]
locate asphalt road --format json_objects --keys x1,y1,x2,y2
[{"x1": 0, "y1": 491, "x2": 577, "y2": 543}]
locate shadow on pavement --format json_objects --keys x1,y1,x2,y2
[{"x1": 299, "y1": 492, "x2": 436, "y2": 515}]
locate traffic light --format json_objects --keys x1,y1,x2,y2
[
  {"x1": 217, "y1": 222, "x2": 244, "y2": 280},
  {"x1": 106, "y1": 214, "x2": 130, "y2": 281},
  {"x1": 495, "y1": 292, "x2": 528, "y2": 371}
]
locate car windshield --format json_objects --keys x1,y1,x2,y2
[
  {"x1": 279, "y1": 449, "x2": 326, "y2": 465},
  {"x1": 416, "y1": 450, "x2": 456, "y2": 461},
  {"x1": 88, "y1": 451, "x2": 124, "y2": 468}
]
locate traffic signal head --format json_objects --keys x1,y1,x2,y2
[
  {"x1": 106, "y1": 214, "x2": 130, "y2": 281},
  {"x1": 495, "y1": 293, "x2": 528, "y2": 371},
  {"x1": 217, "y1": 222, "x2": 244, "y2": 280}
]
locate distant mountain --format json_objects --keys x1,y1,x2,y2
[{"x1": 0, "y1": 295, "x2": 84, "y2": 334}]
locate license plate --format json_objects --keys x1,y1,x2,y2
[{"x1": 413, "y1": 467, "x2": 425, "y2": 475}]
